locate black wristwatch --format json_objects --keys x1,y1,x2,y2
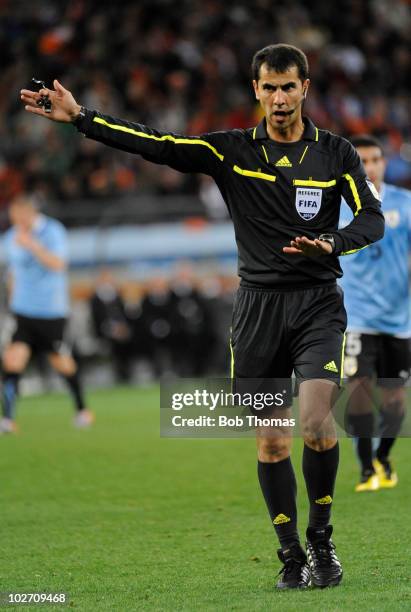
[
  {"x1": 71, "y1": 106, "x2": 87, "y2": 127},
  {"x1": 318, "y1": 233, "x2": 335, "y2": 253}
]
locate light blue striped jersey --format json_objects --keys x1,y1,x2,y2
[
  {"x1": 4, "y1": 215, "x2": 69, "y2": 318},
  {"x1": 339, "y1": 183, "x2": 411, "y2": 337}
]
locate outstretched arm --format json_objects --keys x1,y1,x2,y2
[{"x1": 20, "y1": 81, "x2": 225, "y2": 176}]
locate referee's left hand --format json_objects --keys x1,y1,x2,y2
[{"x1": 283, "y1": 236, "x2": 333, "y2": 257}]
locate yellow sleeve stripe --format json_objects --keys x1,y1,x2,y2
[
  {"x1": 315, "y1": 127, "x2": 319, "y2": 142},
  {"x1": 340, "y1": 244, "x2": 370, "y2": 256},
  {"x1": 233, "y1": 165, "x2": 276, "y2": 181},
  {"x1": 342, "y1": 173, "x2": 362, "y2": 216},
  {"x1": 92, "y1": 116, "x2": 225, "y2": 161},
  {"x1": 293, "y1": 179, "x2": 336, "y2": 188},
  {"x1": 252, "y1": 126, "x2": 257, "y2": 140},
  {"x1": 93, "y1": 117, "x2": 279, "y2": 181}
]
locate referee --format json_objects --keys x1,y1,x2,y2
[{"x1": 21, "y1": 44, "x2": 384, "y2": 589}]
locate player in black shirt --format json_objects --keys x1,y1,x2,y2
[{"x1": 21, "y1": 43, "x2": 384, "y2": 589}]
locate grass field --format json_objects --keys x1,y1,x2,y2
[{"x1": 1, "y1": 386, "x2": 410, "y2": 611}]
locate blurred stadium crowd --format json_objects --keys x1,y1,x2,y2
[
  {"x1": 0, "y1": 0, "x2": 411, "y2": 383},
  {"x1": 84, "y1": 266, "x2": 238, "y2": 382},
  {"x1": 1, "y1": 0, "x2": 410, "y2": 226}
]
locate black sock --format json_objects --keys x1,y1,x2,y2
[
  {"x1": 348, "y1": 413, "x2": 374, "y2": 473},
  {"x1": 376, "y1": 406, "x2": 405, "y2": 462},
  {"x1": 257, "y1": 459, "x2": 299, "y2": 549},
  {"x1": 377, "y1": 405, "x2": 404, "y2": 437},
  {"x1": 64, "y1": 372, "x2": 86, "y2": 412},
  {"x1": 303, "y1": 443, "x2": 339, "y2": 530},
  {"x1": 1, "y1": 372, "x2": 20, "y2": 419}
]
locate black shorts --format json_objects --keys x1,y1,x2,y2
[
  {"x1": 344, "y1": 332, "x2": 411, "y2": 387},
  {"x1": 11, "y1": 314, "x2": 71, "y2": 355},
  {"x1": 230, "y1": 282, "x2": 347, "y2": 406}
]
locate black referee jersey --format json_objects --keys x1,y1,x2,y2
[{"x1": 76, "y1": 111, "x2": 384, "y2": 288}]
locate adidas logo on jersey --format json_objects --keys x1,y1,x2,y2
[
  {"x1": 275, "y1": 155, "x2": 293, "y2": 167},
  {"x1": 324, "y1": 360, "x2": 338, "y2": 373}
]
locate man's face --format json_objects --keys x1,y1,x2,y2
[
  {"x1": 253, "y1": 64, "x2": 309, "y2": 131},
  {"x1": 355, "y1": 145, "x2": 386, "y2": 187},
  {"x1": 9, "y1": 203, "x2": 35, "y2": 230}
]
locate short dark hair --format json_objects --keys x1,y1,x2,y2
[
  {"x1": 252, "y1": 44, "x2": 309, "y2": 82},
  {"x1": 10, "y1": 193, "x2": 40, "y2": 209},
  {"x1": 350, "y1": 134, "x2": 384, "y2": 155}
]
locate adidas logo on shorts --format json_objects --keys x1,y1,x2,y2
[{"x1": 324, "y1": 360, "x2": 338, "y2": 373}]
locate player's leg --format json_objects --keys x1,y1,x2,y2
[
  {"x1": 1, "y1": 315, "x2": 34, "y2": 432},
  {"x1": 373, "y1": 386, "x2": 404, "y2": 487},
  {"x1": 299, "y1": 379, "x2": 339, "y2": 524},
  {"x1": 374, "y1": 336, "x2": 409, "y2": 487},
  {"x1": 298, "y1": 379, "x2": 343, "y2": 588},
  {"x1": 1, "y1": 341, "x2": 31, "y2": 432},
  {"x1": 344, "y1": 333, "x2": 379, "y2": 491},
  {"x1": 36, "y1": 317, "x2": 92, "y2": 427},
  {"x1": 255, "y1": 410, "x2": 311, "y2": 589},
  {"x1": 231, "y1": 287, "x2": 309, "y2": 589},
  {"x1": 48, "y1": 352, "x2": 93, "y2": 427},
  {"x1": 292, "y1": 284, "x2": 345, "y2": 587},
  {"x1": 256, "y1": 409, "x2": 296, "y2": 543}
]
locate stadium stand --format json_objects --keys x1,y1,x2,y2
[
  {"x1": 0, "y1": 0, "x2": 410, "y2": 227},
  {"x1": 0, "y1": 0, "x2": 410, "y2": 383}
]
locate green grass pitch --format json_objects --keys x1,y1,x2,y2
[{"x1": 1, "y1": 386, "x2": 410, "y2": 611}]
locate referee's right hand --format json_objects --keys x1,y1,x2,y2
[{"x1": 20, "y1": 79, "x2": 81, "y2": 124}]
